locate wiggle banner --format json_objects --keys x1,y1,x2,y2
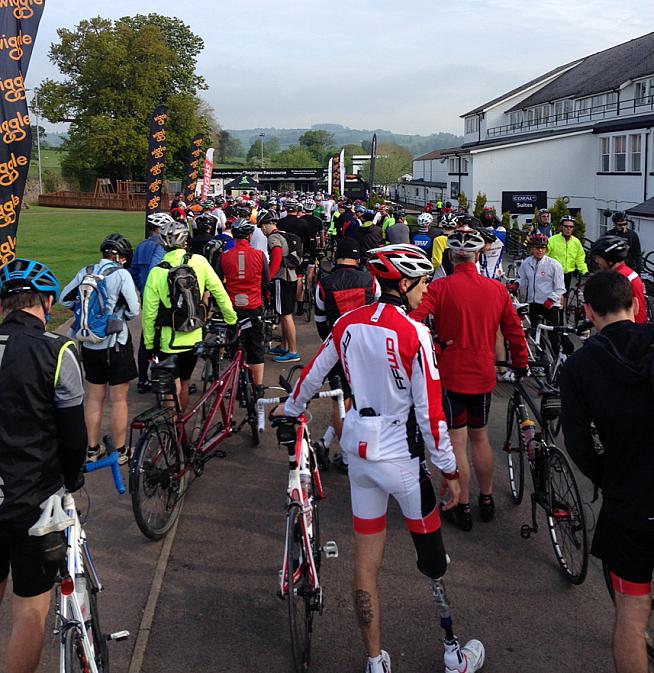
[
  {"x1": 144, "y1": 105, "x2": 168, "y2": 233},
  {"x1": 330, "y1": 152, "x2": 340, "y2": 198},
  {"x1": 0, "y1": 0, "x2": 45, "y2": 267},
  {"x1": 183, "y1": 133, "x2": 203, "y2": 204},
  {"x1": 200, "y1": 147, "x2": 214, "y2": 200}
]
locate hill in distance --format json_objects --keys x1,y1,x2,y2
[{"x1": 226, "y1": 124, "x2": 463, "y2": 158}]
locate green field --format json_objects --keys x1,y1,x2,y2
[
  {"x1": 29, "y1": 146, "x2": 66, "y2": 177},
  {"x1": 16, "y1": 206, "x2": 146, "y2": 326}
]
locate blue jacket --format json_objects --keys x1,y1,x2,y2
[{"x1": 130, "y1": 235, "x2": 165, "y2": 293}]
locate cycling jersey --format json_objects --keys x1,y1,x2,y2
[
  {"x1": 615, "y1": 262, "x2": 647, "y2": 324},
  {"x1": 547, "y1": 233, "x2": 588, "y2": 275},
  {"x1": 516, "y1": 255, "x2": 565, "y2": 305},
  {"x1": 431, "y1": 235, "x2": 451, "y2": 277},
  {"x1": 217, "y1": 239, "x2": 270, "y2": 310},
  {"x1": 479, "y1": 226, "x2": 506, "y2": 280},
  {"x1": 284, "y1": 296, "x2": 456, "y2": 473},
  {"x1": 411, "y1": 230, "x2": 437, "y2": 258}
]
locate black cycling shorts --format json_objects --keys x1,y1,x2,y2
[
  {"x1": 0, "y1": 517, "x2": 58, "y2": 597},
  {"x1": 273, "y1": 278, "x2": 297, "y2": 317},
  {"x1": 592, "y1": 508, "x2": 654, "y2": 591},
  {"x1": 326, "y1": 361, "x2": 351, "y2": 400},
  {"x1": 81, "y1": 337, "x2": 138, "y2": 386},
  {"x1": 237, "y1": 309, "x2": 265, "y2": 366},
  {"x1": 155, "y1": 349, "x2": 198, "y2": 382},
  {"x1": 442, "y1": 390, "x2": 492, "y2": 429}
]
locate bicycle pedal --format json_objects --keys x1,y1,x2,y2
[
  {"x1": 322, "y1": 540, "x2": 339, "y2": 558},
  {"x1": 108, "y1": 630, "x2": 130, "y2": 642},
  {"x1": 520, "y1": 524, "x2": 532, "y2": 539}
]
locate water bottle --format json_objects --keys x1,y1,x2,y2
[
  {"x1": 443, "y1": 638, "x2": 466, "y2": 673},
  {"x1": 75, "y1": 574, "x2": 93, "y2": 648},
  {"x1": 520, "y1": 419, "x2": 537, "y2": 460}
]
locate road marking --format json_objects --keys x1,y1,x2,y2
[{"x1": 128, "y1": 515, "x2": 182, "y2": 673}]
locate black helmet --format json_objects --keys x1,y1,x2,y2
[
  {"x1": 100, "y1": 233, "x2": 133, "y2": 267},
  {"x1": 232, "y1": 218, "x2": 256, "y2": 239},
  {"x1": 591, "y1": 235, "x2": 629, "y2": 263},
  {"x1": 194, "y1": 214, "x2": 215, "y2": 234},
  {"x1": 257, "y1": 209, "x2": 274, "y2": 225},
  {"x1": 236, "y1": 205, "x2": 251, "y2": 218},
  {"x1": 612, "y1": 211, "x2": 628, "y2": 224},
  {"x1": 476, "y1": 226, "x2": 497, "y2": 244}
]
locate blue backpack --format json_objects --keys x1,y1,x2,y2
[{"x1": 71, "y1": 265, "x2": 123, "y2": 343}]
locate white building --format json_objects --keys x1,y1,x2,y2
[{"x1": 407, "y1": 31, "x2": 654, "y2": 250}]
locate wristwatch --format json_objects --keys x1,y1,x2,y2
[{"x1": 441, "y1": 468, "x2": 460, "y2": 481}]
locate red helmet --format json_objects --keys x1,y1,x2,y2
[
  {"x1": 528, "y1": 233, "x2": 548, "y2": 247},
  {"x1": 366, "y1": 244, "x2": 434, "y2": 280}
]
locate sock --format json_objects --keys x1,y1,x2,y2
[
  {"x1": 321, "y1": 425, "x2": 336, "y2": 448},
  {"x1": 368, "y1": 653, "x2": 384, "y2": 668},
  {"x1": 460, "y1": 502, "x2": 471, "y2": 513},
  {"x1": 88, "y1": 444, "x2": 100, "y2": 452},
  {"x1": 479, "y1": 493, "x2": 493, "y2": 503},
  {"x1": 116, "y1": 445, "x2": 126, "y2": 453}
]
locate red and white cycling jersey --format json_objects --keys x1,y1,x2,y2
[{"x1": 284, "y1": 298, "x2": 456, "y2": 474}]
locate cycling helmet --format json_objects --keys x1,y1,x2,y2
[
  {"x1": 455, "y1": 213, "x2": 480, "y2": 228},
  {"x1": 477, "y1": 227, "x2": 498, "y2": 244},
  {"x1": 354, "y1": 205, "x2": 366, "y2": 214},
  {"x1": 367, "y1": 244, "x2": 434, "y2": 281},
  {"x1": 417, "y1": 213, "x2": 433, "y2": 229},
  {"x1": 232, "y1": 218, "x2": 256, "y2": 239},
  {"x1": 611, "y1": 211, "x2": 628, "y2": 224},
  {"x1": 527, "y1": 233, "x2": 548, "y2": 247},
  {"x1": 200, "y1": 199, "x2": 214, "y2": 210},
  {"x1": 236, "y1": 205, "x2": 251, "y2": 218},
  {"x1": 302, "y1": 198, "x2": 316, "y2": 212},
  {"x1": 446, "y1": 226, "x2": 486, "y2": 254},
  {"x1": 285, "y1": 201, "x2": 299, "y2": 213},
  {"x1": 194, "y1": 214, "x2": 215, "y2": 233},
  {"x1": 560, "y1": 215, "x2": 576, "y2": 226},
  {"x1": 147, "y1": 212, "x2": 175, "y2": 229},
  {"x1": 440, "y1": 213, "x2": 459, "y2": 229},
  {"x1": 0, "y1": 258, "x2": 60, "y2": 302},
  {"x1": 257, "y1": 209, "x2": 274, "y2": 225},
  {"x1": 591, "y1": 235, "x2": 629, "y2": 263},
  {"x1": 393, "y1": 210, "x2": 406, "y2": 220},
  {"x1": 160, "y1": 219, "x2": 189, "y2": 249},
  {"x1": 100, "y1": 233, "x2": 133, "y2": 266},
  {"x1": 538, "y1": 208, "x2": 550, "y2": 216}
]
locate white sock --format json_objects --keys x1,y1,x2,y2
[
  {"x1": 322, "y1": 425, "x2": 336, "y2": 448},
  {"x1": 367, "y1": 653, "x2": 384, "y2": 670}
]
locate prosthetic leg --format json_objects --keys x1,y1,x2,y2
[{"x1": 430, "y1": 577, "x2": 485, "y2": 673}]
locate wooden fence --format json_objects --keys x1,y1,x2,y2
[{"x1": 38, "y1": 191, "x2": 147, "y2": 211}]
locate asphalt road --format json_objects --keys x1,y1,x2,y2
[{"x1": 0, "y1": 318, "x2": 615, "y2": 673}]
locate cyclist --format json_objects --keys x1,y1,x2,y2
[
  {"x1": 313, "y1": 237, "x2": 380, "y2": 473},
  {"x1": 479, "y1": 206, "x2": 501, "y2": 229},
  {"x1": 560, "y1": 270, "x2": 654, "y2": 673},
  {"x1": 608, "y1": 211, "x2": 643, "y2": 274},
  {"x1": 412, "y1": 227, "x2": 528, "y2": 531},
  {"x1": 533, "y1": 208, "x2": 552, "y2": 238},
  {"x1": 189, "y1": 214, "x2": 218, "y2": 256},
  {"x1": 546, "y1": 215, "x2": 588, "y2": 292},
  {"x1": 141, "y1": 219, "x2": 237, "y2": 410},
  {"x1": 478, "y1": 223, "x2": 506, "y2": 281},
  {"x1": 591, "y1": 235, "x2": 647, "y2": 324},
  {"x1": 386, "y1": 209, "x2": 410, "y2": 244},
  {"x1": 61, "y1": 234, "x2": 140, "y2": 464},
  {"x1": 358, "y1": 210, "x2": 383, "y2": 259},
  {"x1": 215, "y1": 218, "x2": 270, "y2": 395},
  {"x1": 432, "y1": 213, "x2": 458, "y2": 278},
  {"x1": 275, "y1": 244, "x2": 484, "y2": 673},
  {"x1": 411, "y1": 213, "x2": 437, "y2": 258},
  {"x1": 0, "y1": 259, "x2": 86, "y2": 673}
]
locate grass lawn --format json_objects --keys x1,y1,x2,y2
[
  {"x1": 16, "y1": 206, "x2": 146, "y2": 327},
  {"x1": 29, "y1": 146, "x2": 66, "y2": 177}
]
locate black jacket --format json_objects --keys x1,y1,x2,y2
[
  {"x1": 607, "y1": 226, "x2": 643, "y2": 273},
  {"x1": 560, "y1": 320, "x2": 654, "y2": 530}
]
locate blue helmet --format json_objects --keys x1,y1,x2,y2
[{"x1": 0, "y1": 258, "x2": 60, "y2": 302}]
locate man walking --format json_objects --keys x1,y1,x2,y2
[{"x1": 608, "y1": 211, "x2": 643, "y2": 274}]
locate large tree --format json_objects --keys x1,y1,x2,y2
[
  {"x1": 246, "y1": 137, "x2": 280, "y2": 167},
  {"x1": 299, "y1": 129, "x2": 335, "y2": 164},
  {"x1": 359, "y1": 143, "x2": 412, "y2": 186},
  {"x1": 271, "y1": 145, "x2": 319, "y2": 169},
  {"x1": 36, "y1": 15, "x2": 217, "y2": 187}
]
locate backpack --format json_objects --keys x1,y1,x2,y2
[
  {"x1": 71, "y1": 265, "x2": 124, "y2": 344},
  {"x1": 203, "y1": 238, "x2": 227, "y2": 272},
  {"x1": 157, "y1": 253, "x2": 207, "y2": 334},
  {"x1": 278, "y1": 231, "x2": 303, "y2": 270}
]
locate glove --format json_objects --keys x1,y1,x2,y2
[
  {"x1": 507, "y1": 281, "x2": 519, "y2": 294},
  {"x1": 543, "y1": 299, "x2": 554, "y2": 310},
  {"x1": 65, "y1": 469, "x2": 85, "y2": 493},
  {"x1": 514, "y1": 367, "x2": 529, "y2": 380}
]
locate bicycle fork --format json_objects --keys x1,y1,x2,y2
[{"x1": 521, "y1": 438, "x2": 548, "y2": 540}]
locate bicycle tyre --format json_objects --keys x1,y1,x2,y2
[
  {"x1": 63, "y1": 626, "x2": 89, "y2": 673},
  {"x1": 81, "y1": 546, "x2": 109, "y2": 672},
  {"x1": 303, "y1": 282, "x2": 313, "y2": 323},
  {"x1": 238, "y1": 368, "x2": 259, "y2": 447},
  {"x1": 286, "y1": 506, "x2": 312, "y2": 673},
  {"x1": 131, "y1": 423, "x2": 185, "y2": 541},
  {"x1": 504, "y1": 397, "x2": 525, "y2": 505},
  {"x1": 546, "y1": 447, "x2": 588, "y2": 584}
]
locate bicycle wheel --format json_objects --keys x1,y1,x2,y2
[
  {"x1": 286, "y1": 506, "x2": 313, "y2": 673},
  {"x1": 303, "y1": 281, "x2": 313, "y2": 323},
  {"x1": 63, "y1": 626, "x2": 90, "y2": 673},
  {"x1": 504, "y1": 397, "x2": 525, "y2": 505},
  {"x1": 237, "y1": 368, "x2": 259, "y2": 446},
  {"x1": 131, "y1": 423, "x2": 185, "y2": 541},
  {"x1": 81, "y1": 547, "x2": 109, "y2": 672},
  {"x1": 546, "y1": 447, "x2": 588, "y2": 584}
]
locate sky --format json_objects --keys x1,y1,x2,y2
[{"x1": 28, "y1": 0, "x2": 654, "y2": 136}]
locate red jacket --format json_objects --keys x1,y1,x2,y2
[
  {"x1": 219, "y1": 239, "x2": 267, "y2": 309},
  {"x1": 615, "y1": 262, "x2": 647, "y2": 324},
  {"x1": 411, "y1": 263, "x2": 528, "y2": 394}
]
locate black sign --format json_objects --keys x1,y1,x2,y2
[
  {"x1": 0, "y1": 0, "x2": 45, "y2": 267},
  {"x1": 213, "y1": 168, "x2": 327, "y2": 180},
  {"x1": 501, "y1": 190, "x2": 547, "y2": 214},
  {"x1": 183, "y1": 133, "x2": 203, "y2": 203},
  {"x1": 145, "y1": 105, "x2": 168, "y2": 235}
]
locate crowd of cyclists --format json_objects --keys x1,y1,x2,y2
[{"x1": 0, "y1": 186, "x2": 652, "y2": 673}]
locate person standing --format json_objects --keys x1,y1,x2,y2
[
  {"x1": 546, "y1": 215, "x2": 588, "y2": 291},
  {"x1": 412, "y1": 227, "x2": 528, "y2": 531},
  {"x1": 0, "y1": 259, "x2": 86, "y2": 673},
  {"x1": 386, "y1": 210, "x2": 410, "y2": 244},
  {"x1": 412, "y1": 213, "x2": 438, "y2": 258},
  {"x1": 560, "y1": 271, "x2": 654, "y2": 673},
  {"x1": 61, "y1": 234, "x2": 140, "y2": 464},
  {"x1": 532, "y1": 209, "x2": 552, "y2": 238},
  {"x1": 608, "y1": 211, "x2": 643, "y2": 274}
]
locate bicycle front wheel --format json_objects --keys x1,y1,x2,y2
[
  {"x1": 546, "y1": 447, "x2": 588, "y2": 584},
  {"x1": 286, "y1": 506, "x2": 313, "y2": 673},
  {"x1": 504, "y1": 398, "x2": 525, "y2": 505},
  {"x1": 237, "y1": 368, "x2": 259, "y2": 447},
  {"x1": 131, "y1": 423, "x2": 185, "y2": 541}
]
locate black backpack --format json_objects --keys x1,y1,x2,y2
[
  {"x1": 279, "y1": 231, "x2": 303, "y2": 270},
  {"x1": 157, "y1": 253, "x2": 207, "y2": 336}
]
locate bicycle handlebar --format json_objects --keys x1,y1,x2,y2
[
  {"x1": 256, "y1": 389, "x2": 346, "y2": 433},
  {"x1": 82, "y1": 436, "x2": 126, "y2": 495}
]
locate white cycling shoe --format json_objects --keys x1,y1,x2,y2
[
  {"x1": 444, "y1": 639, "x2": 485, "y2": 673},
  {"x1": 366, "y1": 649, "x2": 391, "y2": 673}
]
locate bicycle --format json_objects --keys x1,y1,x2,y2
[
  {"x1": 564, "y1": 274, "x2": 586, "y2": 327},
  {"x1": 500, "y1": 362, "x2": 589, "y2": 584},
  {"x1": 129, "y1": 317, "x2": 259, "y2": 540},
  {"x1": 31, "y1": 438, "x2": 129, "y2": 672},
  {"x1": 257, "y1": 367, "x2": 344, "y2": 673}
]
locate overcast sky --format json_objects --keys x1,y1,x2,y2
[{"x1": 28, "y1": 0, "x2": 654, "y2": 136}]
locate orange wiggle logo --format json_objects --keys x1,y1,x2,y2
[
  {"x1": 0, "y1": 74, "x2": 25, "y2": 103},
  {"x1": 0, "y1": 235, "x2": 16, "y2": 266},
  {"x1": 0, "y1": 0, "x2": 44, "y2": 20},
  {"x1": 1, "y1": 110, "x2": 29, "y2": 144},
  {"x1": 0, "y1": 152, "x2": 27, "y2": 186},
  {"x1": 0, "y1": 194, "x2": 20, "y2": 228}
]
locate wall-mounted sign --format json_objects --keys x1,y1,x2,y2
[{"x1": 501, "y1": 190, "x2": 547, "y2": 214}]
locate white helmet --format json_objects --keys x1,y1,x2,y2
[
  {"x1": 147, "y1": 212, "x2": 175, "y2": 228},
  {"x1": 446, "y1": 226, "x2": 486, "y2": 254},
  {"x1": 417, "y1": 212, "x2": 433, "y2": 229},
  {"x1": 367, "y1": 244, "x2": 434, "y2": 280},
  {"x1": 302, "y1": 198, "x2": 316, "y2": 211},
  {"x1": 160, "y1": 219, "x2": 189, "y2": 249}
]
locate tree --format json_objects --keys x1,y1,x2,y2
[
  {"x1": 36, "y1": 15, "x2": 215, "y2": 186},
  {"x1": 341, "y1": 143, "x2": 365, "y2": 173},
  {"x1": 246, "y1": 137, "x2": 280, "y2": 167},
  {"x1": 359, "y1": 143, "x2": 412, "y2": 186},
  {"x1": 299, "y1": 129, "x2": 335, "y2": 163},
  {"x1": 473, "y1": 192, "x2": 488, "y2": 218},
  {"x1": 457, "y1": 191, "x2": 469, "y2": 211},
  {"x1": 574, "y1": 210, "x2": 586, "y2": 240},
  {"x1": 271, "y1": 145, "x2": 319, "y2": 169},
  {"x1": 217, "y1": 130, "x2": 244, "y2": 162},
  {"x1": 361, "y1": 139, "x2": 372, "y2": 153},
  {"x1": 30, "y1": 125, "x2": 46, "y2": 153},
  {"x1": 549, "y1": 197, "x2": 570, "y2": 233},
  {"x1": 501, "y1": 211, "x2": 511, "y2": 228}
]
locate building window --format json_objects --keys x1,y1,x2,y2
[
  {"x1": 450, "y1": 182, "x2": 459, "y2": 199},
  {"x1": 606, "y1": 92, "x2": 618, "y2": 111},
  {"x1": 526, "y1": 108, "x2": 535, "y2": 126},
  {"x1": 576, "y1": 97, "x2": 591, "y2": 119},
  {"x1": 591, "y1": 95, "x2": 604, "y2": 113},
  {"x1": 509, "y1": 111, "x2": 522, "y2": 129},
  {"x1": 629, "y1": 134, "x2": 642, "y2": 171},
  {"x1": 461, "y1": 158, "x2": 469, "y2": 173},
  {"x1": 635, "y1": 81, "x2": 648, "y2": 105},
  {"x1": 599, "y1": 137, "x2": 610, "y2": 171},
  {"x1": 612, "y1": 135, "x2": 626, "y2": 172},
  {"x1": 598, "y1": 209, "x2": 611, "y2": 236},
  {"x1": 415, "y1": 188, "x2": 420, "y2": 197},
  {"x1": 465, "y1": 116, "x2": 479, "y2": 134},
  {"x1": 564, "y1": 99, "x2": 574, "y2": 120}
]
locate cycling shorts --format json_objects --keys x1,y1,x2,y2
[
  {"x1": 443, "y1": 390, "x2": 492, "y2": 429},
  {"x1": 0, "y1": 517, "x2": 58, "y2": 597},
  {"x1": 237, "y1": 309, "x2": 265, "y2": 366},
  {"x1": 273, "y1": 279, "x2": 297, "y2": 317},
  {"x1": 155, "y1": 348, "x2": 198, "y2": 382},
  {"x1": 81, "y1": 338, "x2": 138, "y2": 386},
  {"x1": 592, "y1": 508, "x2": 654, "y2": 595}
]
